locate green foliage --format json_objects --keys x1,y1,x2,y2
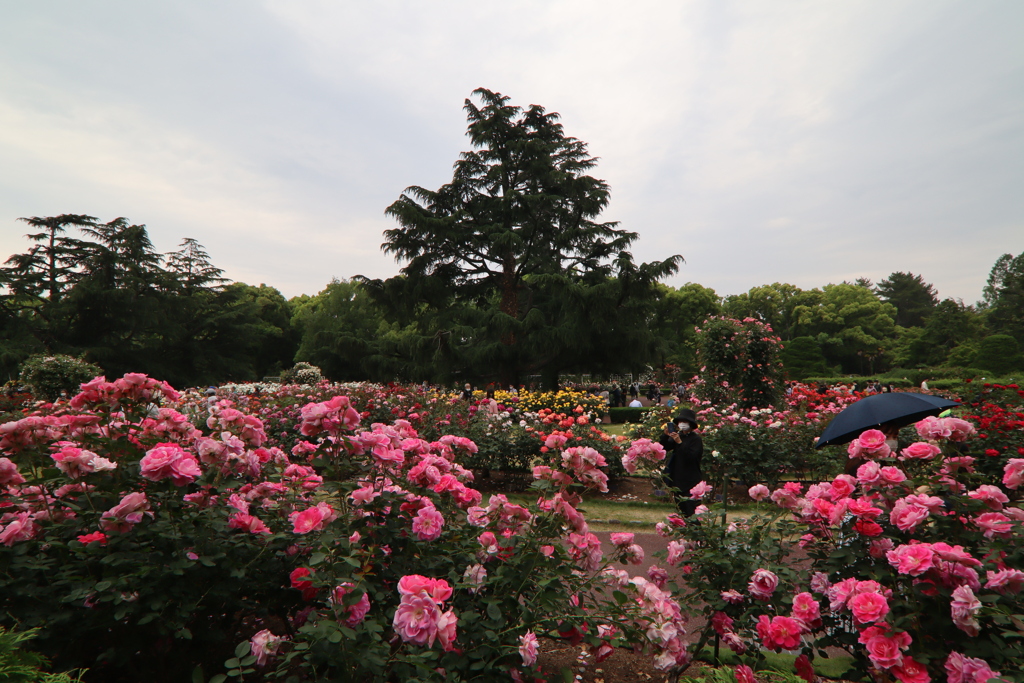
[
  {"x1": 792, "y1": 283, "x2": 897, "y2": 374},
  {"x1": 1, "y1": 219, "x2": 296, "y2": 388},
  {"x1": 364, "y1": 88, "x2": 681, "y2": 386},
  {"x1": 721, "y1": 283, "x2": 821, "y2": 341},
  {"x1": 975, "y1": 334, "x2": 1024, "y2": 375},
  {"x1": 292, "y1": 280, "x2": 386, "y2": 380},
  {"x1": 779, "y1": 336, "x2": 828, "y2": 380},
  {"x1": 983, "y1": 251, "x2": 1024, "y2": 344},
  {"x1": 609, "y1": 406, "x2": 655, "y2": 423},
  {"x1": 874, "y1": 271, "x2": 938, "y2": 328},
  {"x1": 18, "y1": 354, "x2": 101, "y2": 401},
  {"x1": 650, "y1": 282, "x2": 722, "y2": 372},
  {"x1": 0, "y1": 627, "x2": 84, "y2": 682}
]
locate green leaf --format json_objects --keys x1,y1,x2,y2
[
  {"x1": 94, "y1": 580, "x2": 112, "y2": 591},
  {"x1": 309, "y1": 551, "x2": 326, "y2": 566},
  {"x1": 486, "y1": 602, "x2": 503, "y2": 621},
  {"x1": 210, "y1": 676, "x2": 227, "y2": 683},
  {"x1": 225, "y1": 658, "x2": 241, "y2": 668},
  {"x1": 234, "y1": 641, "x2": 251, "y2": 657},
  {"x1": 191, "y1": 665, "x2": 205, "y2": 683},
  {"x1": 561, "y1": 667, "x2": 574, "y2": 683},
  {"x1": 613, "y1": 590, "x2": 627, "y2": 605}
]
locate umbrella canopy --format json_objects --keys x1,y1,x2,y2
[{"x1": 815, "y1": 392, "x2": 960, "y2": 449}]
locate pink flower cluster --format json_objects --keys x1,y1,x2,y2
[
  {"x1": 299, "y1": 395, "x2": 360, "y2": 439},
  {"x1": 71, "y1": 373, "x2": 180, "y2": 410},
  {"x1": 847, "y1": 429, "x2": 891, "y2": 460},
  {"x1": 915, "y1": 416, "x2": 976, "y2": 442},
  {"x1": 100, "y1": 492, "x2": 153, "y2": 533},
  {"x1": 392, "y1": 575, "x2": 457, "y2": 650},
  {"x1": 139, "y1": 443, "x2": 202, "y2": 486},
  {"x1": 50, "y1": 442, "x2": 117, "y2": 479},
  {"x1": 622, "y1": 438, "x2": 666, "y2": 474}
]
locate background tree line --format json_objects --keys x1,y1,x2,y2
[
  {"x1": 3, "y1": 214, "x2": 1020, "y2": 388},
  {"x1": 2, "y1": 89, "x2": 1022, "y2": 388}
]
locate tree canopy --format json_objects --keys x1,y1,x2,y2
[{"x1": 364, "y1": 88, "x2": 682, "y2": 386}]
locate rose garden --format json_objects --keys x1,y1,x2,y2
[
  {"x1": 1, "y1": 324, "x2": 1022, "y2": 683},
  {"x1": 2, "y1": 90, "x2": 1023, "y2": 683}
]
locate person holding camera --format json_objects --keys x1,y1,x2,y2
[{"x1": 659, "y1": 408, "x2": 704, "y2": 517}]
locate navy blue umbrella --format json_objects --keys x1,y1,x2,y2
[{"x1": 814, "y1": 392, "x2": 960, "y2": 449}]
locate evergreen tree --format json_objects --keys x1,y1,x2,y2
[
  {"x1": 366, "y1": 88, "x2": 681, "y2": 386},
  {"x1": 875, "y1": 272, "x2": 938, "y2": 328},
  {"x1": 982, "y1": 252, "x2": 1024, "y2": 345}
]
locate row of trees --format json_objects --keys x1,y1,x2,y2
[
  {"x1": 2, "y1": 89, "x2": 1022, "y2": 387},
  {"x1": 0, "y1": 215, "x2": 296, "y2": 387}
]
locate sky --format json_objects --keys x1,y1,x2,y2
[{"x1": 1, "y1": 1, "x2": 1022, "y2": 304}]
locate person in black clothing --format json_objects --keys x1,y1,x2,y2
[{"x1": 659, "y1": 408, "x2": 704, "y2": 517}]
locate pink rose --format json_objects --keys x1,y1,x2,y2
[
  {"x1": 0, "y1": 512, "x2": 39, "y2": 546},
  {"x1": 397, "y1": 575, "x2": 452, "y2": 603},
  {"x1": 946, "y1": 652, "x2": 1001, "y2": 683},
  {"x1": 850, "y1": 429, "x2": 891, "y2": 459},
  {"x1": 900, "y1": 442, "x2": 941, "y2": 460},
  {"x1": 943, "y1": 417, "x2": 975, "y2": 442},
  {"x1": 756, "y1": 615, "x2": 803, "y2": 650},
  {"x1": 889, "y1": 499, "x2": 929, "y2": 532},
  {"x1": 891, "y1": 656, "x2": 930, "y2": 683},
  {"x1": 985, "y1": 569, "x2": 1024, "y2": 595},
  {"x1": 950, "y1": 585, "x2": 981, "y2": 636},
  {"x1": 667, "y1": 540, "x2": 687, "y2": 566},
  {"x1": 228, "y1": 512, "x2": 271, "y2": 535},
  {"x1": 735, "y1": 665, "x2": 755, "y2": 683},
  {"x1": 748, "y1": 484, "x2": 770, "y2": 501},
  {"x1": 915, "y1": 416, "x2": 951, "y2": 441},
  {"x1": 100, "y1": 491, "x2": 152, "y2": 532},
  {"x1": 886, "y1": 544, "x2": 934, "y2": 576},
  {"x1": 250, "y1": 629, "x2": 287, "y2": 667},
  {"x1": 721, "y1": 589, "x2": 744, "y2": 605},
  {"x1": 974, "y1": 512, "x2": 1013, "y2": 539},
  {"x1": 392, "y1": 594, "x2": 442, "y2": 646},
  {"x1": 1003, "y1": 459, "x2": 1024, "y2": 489},
  {"x1": 856, "y1": 461, "x2": 881, "y2": 484},
  {"x1": 0, "y1": 457, "x2": 26, "y2": 486},
  {"x1": 828, "y1": 475, "x2": 856, "y2": 500},
  {"x1": 849, "y1": 591, "x2": 889, "y2": 624},
  {"x1": 969, "y1": 485, "x2": 1009, "y2": 510},
  {"x1": 290, "y1": 506, "x2": 325, "y2": 534},
  {"x1": 610, "y1": 532, "x2": 635, "y2": 547},
  {"x1": 791, "y1": 592, "x2": 821, "y2": 630},
  {"x1": 748, "y1": 568, "x2": 779, "y2": 600},
  {"x1": 411, "y1": 506, "x2": 445, "y2": 541},
  {"x1": 519, "y1": 631, "x2": 539, "y2": 666},
  {"x1": 689, "y1": 481, "x2": 713, "y2": 499},
  {"x1": 859, "y1": 626, "x2": 911, "y2": 669},
  {"x1": 878, "y1": 466, "x2": 906, "y2": 486},
  {"x1": 140, "y1": 443, "x2": 201, "y2": 486},
  {"x1": 435, "y1": 609, "x2": 458, "y2": 652},
  {"x1": 330, "y1": 582, "x2": 371, "y2": 627}
]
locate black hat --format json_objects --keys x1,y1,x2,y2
[{"x1": 674, "y1": 408, "x2": 699, "y2": 430}]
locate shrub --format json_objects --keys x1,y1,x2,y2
[
  {"x1": 610, "y1": 407, "x2": 655, "y2": 424},
  {"x1": 17, "y1": 355, "x2": 102, "y2": 402},
  {"x1": 0, "y1": 627, "x2": 84, "y2": 682},
  {"x1": 280, "y1": 362, "x2": 324, "y2": 385},
  {"x1": 0, "y1": 375, "x2": 681, "y2": 681},
  {"x1": 693, "y1": 317, "x2": 784, "y2": 409},
  {"x1": 661, "y1": 414, "x2": 1024, "y2": 682}
]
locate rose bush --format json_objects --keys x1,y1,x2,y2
[
  {"x1": 660, "y1": 414, "x2": 1023, "y2": 683},
  {"x1": 0, "y1": 374, "x2": 692, "y2": 682}
]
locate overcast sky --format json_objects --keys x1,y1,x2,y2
[{"x1": 2, "y1": 1, "x2": 1021, "y2": 304}]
